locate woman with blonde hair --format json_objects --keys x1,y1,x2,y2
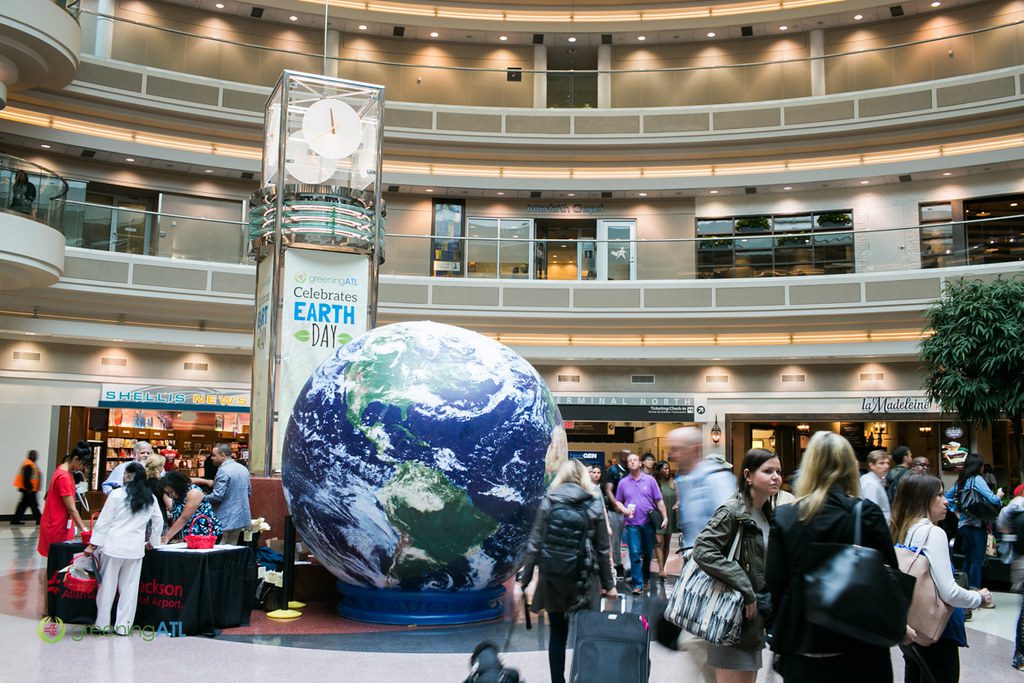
[
  {"x1": 766, "y1": 431, "x2": 899, "y2": 681},
  {"x1": 890, "y1": 473, "x2": 990, "y2": 682},
  {"x1": 521, "y1": 458, "x2": 617, "y2": 683}
]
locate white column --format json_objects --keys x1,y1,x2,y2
[
  {"x1": 95, "y1": 0, "x2": 115, "y2": 59},
  {"x1": 0, "y1": 55, "x2": 19, "y2": 109},
  {"x1": 325, "y1": 29, "x2": 341, "y2": 78},
  {"x1": 597, "y1": 43, "x2": 612, "y2": 108},
  {"x1": 533, "y1": 44, "x2": 547, "y2": 109},
  {"x1": 809, "y1": 28, "x2": 825, "y2": 97}
]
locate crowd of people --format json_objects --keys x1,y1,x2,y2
[
  {"x1": 523, "y1": 428, "x2": 1021, "y2": 682},
  {"x1": 21, "y1": 439, "x2": 251, "y2": 634}
]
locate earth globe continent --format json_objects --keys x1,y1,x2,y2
[{"x1": 282, "y1": 320, "x2": 567, "y2": 593}]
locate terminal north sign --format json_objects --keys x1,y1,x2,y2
[
  {"x1": 556, "y1": 395, "x2": 694, "y2": 422},
  {"x1": 861, "y1": 396, "x2": 935, "y2": 414}
]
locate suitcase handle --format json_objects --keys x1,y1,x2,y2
[{"x1": 600, "y1": 597, "x2": 625, "y2": 614}]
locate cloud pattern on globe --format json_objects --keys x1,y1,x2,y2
[{"x1": 282, "y1": 321, "x2": 567, "y2": 592}]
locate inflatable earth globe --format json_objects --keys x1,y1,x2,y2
[{"x1": 282, "y1": 320, "x2": 567, "y2": 597}]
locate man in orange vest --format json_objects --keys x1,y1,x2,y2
[{"x1": 11, "y1": 449, "x2": 41, "y2": 525}]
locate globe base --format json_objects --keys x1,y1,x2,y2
[{"x1": 336, "y1": 582, "x2": 506, "y2": 625}]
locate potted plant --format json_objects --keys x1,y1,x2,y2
[{"x1": 816, "y1": 212, "x2": 852, "y2": 228}]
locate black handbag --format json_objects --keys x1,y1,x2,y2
[
  {"x1": 957, "y1": 481, "x2": 1001, "y2": 522},
  {"x1": 803, "y1": 500, "x2": 913, "y2": 647},
  {"x1": 648, "y1": 506, "x2": 664, "y2": 531}
]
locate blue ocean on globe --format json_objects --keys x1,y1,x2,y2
[{"x1": 282, "y1": 320, "x2": 567, "y2": 592}]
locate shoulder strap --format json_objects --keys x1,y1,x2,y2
[
  {"x1": 853, "y1": 499, "x2": 863, "y2": 546},
  {"x1": 726, "y1": 527, "x2": 743, "y2": 561}
]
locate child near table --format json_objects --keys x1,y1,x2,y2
[{"x1": 85, "y1": 462, "x2": 164, "y2": 633}]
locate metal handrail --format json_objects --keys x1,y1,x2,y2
[
  {"x1": 51, "y1": 0, "x2": 81, "y2": 20},
  {"x1": 0, "y1": 153, "x2": 69, "y2": 199},
  {"x1": 53, "y1": 200, "x2": 1024, "y2": 246},
  {"x1": 83, "y1": 11, "x2": 1024, "y2": 78}
]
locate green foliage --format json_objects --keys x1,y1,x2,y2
[
  {"x1": 816, "y1": 212, "x2": 852, "y2": 227},
  {"x1": 919, "y1": 276, "x2": 1024, "y2": 425},
  {"x1": 734, "y1": 216, "x2": 771, "y2": 232}
]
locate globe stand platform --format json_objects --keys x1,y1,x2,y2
[{"x1": 336, "y1": 582, "x2": 505, "y2": 625}]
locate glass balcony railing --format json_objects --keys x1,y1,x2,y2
[
  {"x1": 51, "y1": 0, "x2": 81, "y2": 20},
  {"x1": 0, "y1": 153, "x2": 69, "y2": 228},
  {"x1": 81, "y1": 12, "x2": 1024, "y2": 109},
  {"x1": 55, "y1": 200, "x2": 250, "y2": 265},
  {"x1": 51, "y1": 200, "x2": 1024, "y2": 279}
]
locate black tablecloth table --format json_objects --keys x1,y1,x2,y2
[{"x1": 47, "y1": 543, "x2": 257, "y2": 636}]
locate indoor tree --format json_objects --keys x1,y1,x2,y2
[{"x1": 919, "y1": 275, "x2": 1024, "y2": 482}]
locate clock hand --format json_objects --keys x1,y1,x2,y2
[{"x1": 330, "y1": 109, "x2": 336, "y2": 135}]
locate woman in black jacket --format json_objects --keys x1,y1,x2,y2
[
  {"x1": 766, "y1": 431, "x2": 899, "y2": 681},
  {"x1": 520, "y1": 458, "x2": 618, "y2": 683}
]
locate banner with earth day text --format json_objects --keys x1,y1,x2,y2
[{"x1": 275, "y1": 249, "x2": 370, "y2": 469}]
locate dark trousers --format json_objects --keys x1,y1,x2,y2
[
  {"x1": 12, "y1": 490, "x2": 40, "y2": 523},
  {"x1": 779, "y1": 648, "x2": 892, "y2": 682},
  {"x1": 904, "y1": 639, "x2": 959, "y2": 683},
  {"x1": 958, "y1": 525, "x2": 987, "y2": 589},
  {"x1": 548, "y1": 611, "x2": 569, "y2": 683},
  {"x1": 1014, "y1": 594, "x2": 1024, "y2": 668}
]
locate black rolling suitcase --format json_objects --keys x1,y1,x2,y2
[{"x1": 569, "y1": 599, "x2": 651, "y2": 683}]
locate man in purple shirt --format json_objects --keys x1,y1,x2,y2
[{"x1": 614, "y1": 453, "x2": 668, "y2": 594}]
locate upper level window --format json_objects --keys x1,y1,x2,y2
[{"x1": 696, "y1": 210, "x2": 854, "y2": 278}]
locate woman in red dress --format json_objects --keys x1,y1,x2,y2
[{"x1": 37, "y1": 442, "x2": 92, "y2": 557}]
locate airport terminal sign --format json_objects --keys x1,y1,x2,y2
[{"x1": 555, "y1": 395, "x2": 695, "y2": 421}]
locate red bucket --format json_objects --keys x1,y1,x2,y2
[
  {"x1": 185, "y1": 514, "x2": 217, "y2": 549},
  {"x1": 64, "y1": 553, "x2": 98, "y2": 593}
]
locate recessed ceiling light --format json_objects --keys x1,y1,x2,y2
[
  {"x1": 125, "y1": 157, "x2": 135, "y2": 162},
  {"x1": 638, "y1": 35, "x2": 646, "y2": 41},
  {"x1": 358, "y1": 24, "x2": 367, "y2": 30},
  {"x1": 496, "y1": 192, "x2": 504, "y2": 196},
  {"x1": 568, "y1": 36, "x2": 577, "y2": 43},
  {"x1": 638, "y1": 192, "x2": 648, "y2": 197},
  {"x1": 709, "y1": 190, "x2": 719, "y2": 194},
  {"x1": 215, "y1": 2, "x2": 224, "y2": 7},
  {"x1": 779, "y1": 25, "x2": 789, "y2": 31},
  {"x1": 499, "y1": 35, "x2": 508, "y2": 41},
  {"x1": 930, "y1": 1, "x2": 940, "y2": 6},
  {"x1": 40, "y1": 144, "x2": 51, "y2": 149},
  {"x1": 854, "y1": 13, "x2": 863, "y2": 19},
  {"x1": 204, "y1": 169, "x2": 214, "y2": 173},
  {"x1": 567, "y1": 193, "x2": 575, "y2": 197},
  {"x1": 707, "y1": 32, "x2": 716, "y2": 38},
  {"x1": 942, "y1": 171, "x2": 952, "y2": 176},
  {"x1": 1010, "y1": 202, "x2": 1018, "y2": 207},
  {"x1": 289, "y1": 15, "x2": 298, "y2": 21},
  {"x1": 783, "y1": 186, "x2": 792, "y2": 190},
  {"x1": 113, "y1": 339, "x2": 123, "y2": 342},
  {"x1": 859, "y1": 180, "x2": 870, "y2": 184},
  {"x1": 430, "y1": 31, "x2": 439, "y2": 37},
  {"x1": 425, "y1": 188, "x2": 434, "y2": 193}
]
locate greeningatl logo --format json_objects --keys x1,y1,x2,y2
[
  {"x1": 294, "y1": 272, "x2": 307, "y2": 283},
  {"x1": 38, "y1": 617, "x2": 65, "y2": 644}
]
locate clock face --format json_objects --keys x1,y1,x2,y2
[
  {"x1": 301, "y1": 99, "x2": 363, "y2": 160},
  {"x1": 285, "y1": 133, "x2": 339, "y2": 184}
]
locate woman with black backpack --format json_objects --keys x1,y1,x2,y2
[
  {"x1": 944, "y1": 452, "x2": 1003, "y2": 592},
  {"x1": 520, "y1": 458, "x2": 618, "y2": 683}
]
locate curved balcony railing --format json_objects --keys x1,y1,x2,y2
[
  {"x1": 50, "y1": 200, "x2": 1024, "y2": 278},
  {"x1": 80, "y1": 11, "x2": 1024, "y2": 109},
  {"x1": 0, "y1": 153, "x2": 69, "y2": 228}
]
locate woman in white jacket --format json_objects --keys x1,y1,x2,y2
[
  {"x1": 890, "y1": 473, "x2": 993, "y2": 683},
  {"x1": 84, "y1": 462, "x2": 164, "y2": 634}
]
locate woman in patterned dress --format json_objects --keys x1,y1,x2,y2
[{"x1": 158, "y1": 470, "x2": 222, "y2": 543}]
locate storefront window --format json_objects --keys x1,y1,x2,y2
[
  {"x1": 466, "y1": 217, "x2": 499, "y2": 278},
  {"x1": 498, "y1": 219, "x2": 531, "y2": 278},
  {"x1": 430, "y1": 200, "x2": 464, "y2": 277},
  {"x1": 696, "y1": 211, "x2": 854, "y2": 278}
]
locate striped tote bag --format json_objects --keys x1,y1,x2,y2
[{"x1": 664, "y1": 531, "x2": 744, "y2": 646}]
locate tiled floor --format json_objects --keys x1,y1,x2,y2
[{"x1": 2, "y1": 524, "x2": 1021, "y2": 682}]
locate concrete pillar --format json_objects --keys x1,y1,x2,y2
[
  {"x1": 533, "y1": 44, "x2": 547, "y2": 109},
  {"x1": 597, "y1": 43, "x2": 612, "y2": 108},
  {"x1": 95, "y1": 0, "x2": 115, "y2": 59},
  {"x1": 809, "y1": 28, "x2": 825, "y2": 97},
  {"x1": 324, "y1": 29, "x2": 341, "y2": 78},
  {"x1": 0, "y1": 55, "x2": 19, "y2": 109}
]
